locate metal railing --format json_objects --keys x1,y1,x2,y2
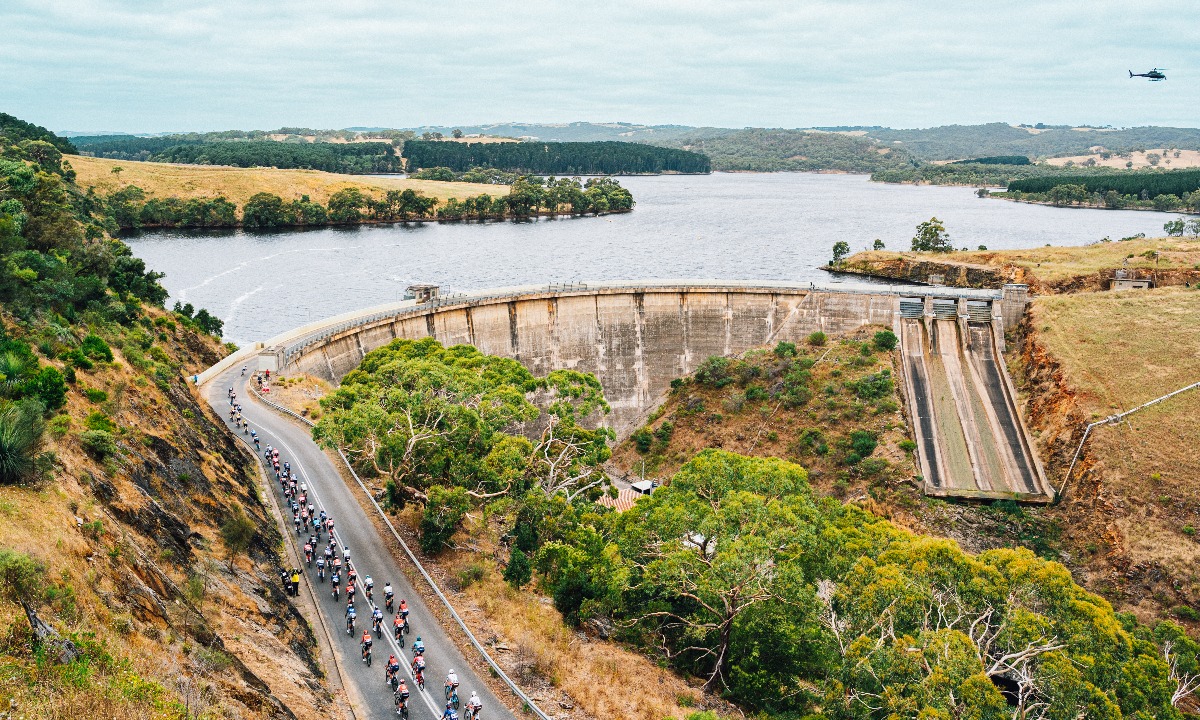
[
  {"x1": 276, "y1": 279, "x2": 1005, "y2": 364},
  {"x1": 250, "y1": 390, "x2": 552, "y2": 720}
]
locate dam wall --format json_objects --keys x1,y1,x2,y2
[{"x1": 255, "y1": 281, "x2": 1023, "y2": 440}]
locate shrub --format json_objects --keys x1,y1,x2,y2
[
  {"x1": 83, "y1": 387, "x2": 108, "y2": 403},
  {"x1": 745, "y1": 385, "x2": 768, "y2": 402},
  {"x1": 81, "y1": 334, "x2": 113, "y2": 362},
  {"x1": 80, "y1": 429, "x2": 116, "y2": 458},
  {"x1": 456, "y1": 562, "x2": 487, "y2": 590},
  {"x1": 654, "y1": 421, "x2": 674, "y2": 444},
  {"x1": 695, "y1": 356, "x2": 732, "y2": 387},
  {"x1": 846, "y1": 430, "x2": 877, "y2": 463},
  {"x1": 899, "y1": 438, "x2": 917, "y2": 453},
  {"x1": 773, "y1": 341, "x2": 797, "y2": 358},
  {"x1": 504, "y1": 547, "x2": 532, "y2": 589},
  {"x1": 807, "y1": 331, "x2": 827, "y2": 347},
  {"x1": 85, "y1": 411, "x2": 116, "y2": 432},
  {"x1": 848, "y1": 369, "x2": 894, "y2": 401},
  {"x1": 793, "y1": 428, "x2": 828, "y2": 456},
  {"x1": 0, "y1": 401, "x2": 45, "y2": 484},
  {"x1": 873, "y1": 329, "x2": 898, "y2": 351},
  {"x1": 632, "y1": 427, "x2": 653, "y2": 453},
  {"x1": 420, "y1": 485, "x2": 470, "y2": 554}
]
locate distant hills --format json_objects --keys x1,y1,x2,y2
[
  {"x1": 407, "y1": 121, "x2": 1200, "y2": 171},
  {"x1": 53, "y1": 119, "x2": 1200, "y2": 175}
]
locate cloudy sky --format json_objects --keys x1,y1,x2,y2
[{"x1": 4, "y1": 0, "x2": 1198, "y2": 133}]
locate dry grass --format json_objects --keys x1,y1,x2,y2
[
  {"x1": 69, "y1": 155, "x2": 507, "y2": 207},
  {"x1": 1046, "y1": 148, "x2": 1200, "y2": 169},
  {"x1": 1032, "y1": 287, "x2": 1200, "y2": 409},
  {"x1": 442, "y1": 552, "x2": 701, "y2": 720},
  {"x1": 854, "y1": 237, "x2": 1200, "y2": 282},
  {"x1": 266, "y1": 373, "x2": 332, "y2": 420}
]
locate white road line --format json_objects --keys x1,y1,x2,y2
[{"x1": 224, "y1": 388, "x2": 443, "y2": 720}]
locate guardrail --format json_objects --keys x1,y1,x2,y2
[
  {"x1": 250, "y1": 389, "x2": 552, "y2": 720},
  {"x1": 275, "y1": 279, "x2": 1005, "y2": 365}
]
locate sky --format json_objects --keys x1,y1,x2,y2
[{"x1": 4, "y1": 0, "x2": 1199, "y2": 134}]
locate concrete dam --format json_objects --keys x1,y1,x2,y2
[{"x1": 217, "y1": 281, "x2": 1051, "y2": 501}]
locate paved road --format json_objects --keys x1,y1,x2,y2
[{"x1": 206, "y1": 368, "x2": 514, "y2": 720}]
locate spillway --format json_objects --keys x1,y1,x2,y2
[{"x1": 899, "y1": 303, "x2": 1051, "y2": 501}]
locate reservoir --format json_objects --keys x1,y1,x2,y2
[{"x1": 127, "y1": 172, "x2": 1174, "y2": 347}]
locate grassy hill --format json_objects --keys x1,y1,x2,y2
[{"x1": 70, "y1": 154, "x2": 504, "y2": 207}]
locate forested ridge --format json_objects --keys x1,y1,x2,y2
[
  {"x1": 317, "y1": 337, "x2": 1200, "y2": 720},
  {"x1": 402, "y1": 140, "x2": 711, "y2": 174},
  {"x1": 651, "y1": 128, "x2": 914, "y2": 173}
]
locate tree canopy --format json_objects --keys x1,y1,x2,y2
[
  {"x1": 517, "y1": 449, "x2": 1200, "y2": 718},
  {"x1": 403, "y1": 140, "x2": 710, "y2": 175},
  {"x1": 312, "y1": 338, "x2": 612, "y2": 551}
]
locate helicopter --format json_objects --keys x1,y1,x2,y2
[{"x1": 1129, "y1": 68, "x2": 1166, "y2": 81}]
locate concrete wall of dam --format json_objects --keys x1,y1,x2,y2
[{"x1": 258, "y1": 281, "x2": 1024, "y2": 440}]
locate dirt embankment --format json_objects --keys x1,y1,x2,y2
[
  {"x1": 837, "y1": 256, "x2": 1036, "y2": 290},
  {"x1": 838, "y1": 253, "x2": 1200, "y2": 294}
]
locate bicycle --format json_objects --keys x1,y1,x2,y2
[{"x1": 445, "y1": 684, "x2": 460, "y2": 709}]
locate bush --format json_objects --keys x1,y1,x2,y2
[
  {"x1": 899, "y1": 438, "x2": 917, "y2": 453},
  {"x1": 807, "y1": 331, "x2": 827, "y2": 347},
  {"x1": 80, "y1": 429, "x2": 116, "y2": 458},
  {"x1": 847, "y1": 430, "x2": 878, "y2": 462},
  {"x1": 0, "y1": 400, "x2": 46, "y2": 484},
  {"x1": 695, "y1": 356, "x2": 732, "y2": 387},
  {"x1": 873, "y1": 329, "x2": 898, "y2": 351},
  {"x1": 504, "y1": 547, "x2": 532, "y2": 589},
  {"x1": 420, "y1": 485, "x2": 470, "y2": 554},
  {"x1": 745, "y1": 385, "x2": 768, "y2": 402},
  {"x1": 773, "y1": 341, "x2": 797, "y2": 358},
  {"x1": 654, "y1": 421, "x2": 674, "y2": 444},
  {"x1": 80, "y1": 334, "x2": 113, "y2": 362},
  {"x1": 632, "y1": 427, "x2": 653, "y2": 453},
  {"x1": 84, "y1": 411, "x2": 116, "y2": 432},
  {"x1": 848, "y1": 369, "x2": 894, "y2": 401},
  {"x1": 456, "y1": 562, "x2": 486, "y2": 590},
  {"x1": 83, "y1": 387, "x2": 108, "y2": 403}
]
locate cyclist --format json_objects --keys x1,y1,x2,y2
[
  {"x1": 384, "y1": 582, "x2": 395, "y2": 612},
  {"x1": 444, "y1": 669, "x2": 459, "y2": 702},
  {"x1": 393, "y1": 613, "x2": 405, "y2": 641},
  {"x1": 399, "y1": 598, "x2": 409, "y2": 623},
  {"x1": 316, "y1": 556, "x2": 326, "y2": 582},
  {"x1": 385, "y1": 654, "x2": 400, "y2": 683},
  {"x1": 411, "y1": 649, "x2": 426, "y2": 677},
  {"x1": 442, "y1": 702, "x2": 459, "y2": 720},
  {"x1": 361, "y1": 630, "x2": 373, "y2": 663},
  {"x1": 364, "y1": 575, "x2": 374, "y2": 600},
  {"x1": 411, "y1": 636, "x2": 424, "y2": 656},
  {"x1": 465, "y1": 691, "x2": 483, "y2": 720},
  {"x1": 331, "y1": 570, "x2": 341, "y2": 600},
  {"x1": 394, "y1": 679, "x2": 411, "y2": 715},
  {"x1": 346, "y1": 581, "x2": 356, "y2": 603},
  {"x1": 345, "y1": 603, "x2": 357, "y2": 634},
  {"x1": 372, "y1": 606, "x2": 384, "y2": 637},
  {"x1": 303, "y1": 542, "x2": 313, "y2": 566}
]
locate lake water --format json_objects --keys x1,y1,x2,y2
[{"x1": 127, "y1": 173, "x2": 1172, "y2": 347}]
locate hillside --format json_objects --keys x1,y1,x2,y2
[
  {"x1": 70, "y1": 154, "x2": 502, "y2": 207},
  {"x1": 0, "y1": 119, "x2": 333, "y2": 718},
  {"x1": 1019, "y1": 288, "x2": 1200, "y2": 625}
]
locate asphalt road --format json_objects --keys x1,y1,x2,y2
[{"x1": 206, "y1": 368, "x2": 514, "y2": 720}]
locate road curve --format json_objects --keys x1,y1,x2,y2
[{"x1": 205, "y1": 367, "x2": 515, "y2": 720}]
